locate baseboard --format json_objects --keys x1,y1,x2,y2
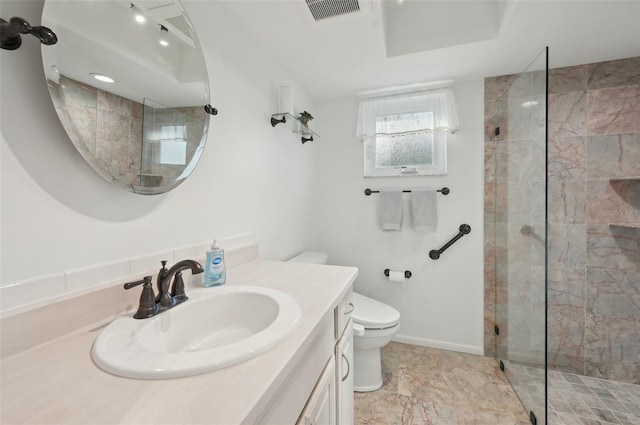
[{"x1": 392, "y1": 334, "x2": 484, "y2": 356}]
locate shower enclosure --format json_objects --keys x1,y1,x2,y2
[
  {"x1": 489, "y1": 47, "x2": 548, "y2": 424},
  {"x1": 487, "y1": 52, "x2": 640, "y2": 425}
]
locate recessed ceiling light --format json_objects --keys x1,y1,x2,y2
[{"x1": 91, "y1": 73, "x2": 115, "y2": 83}]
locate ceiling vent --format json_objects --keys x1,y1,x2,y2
[{"x1": 305, "y1": 0, "x2": 360, "y2": 21}]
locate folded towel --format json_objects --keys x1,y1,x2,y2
[
  {"x1": 379, "y1": 190, "x2": 403, "y2": 231},
  {"x1": 412, "y1": 189, "x2": 437, "y2": 232}
]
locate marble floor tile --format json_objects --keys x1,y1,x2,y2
[
  {"x1": 355, "y1": 343, "x2": 640, "y2": 425},
  {"x1": 355, "y1": 343, "x2": 530, "y2": 425}
]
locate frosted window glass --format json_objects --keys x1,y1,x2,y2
[{"x1": 374, "y1": 112, "x2": 434, "y2": 168}]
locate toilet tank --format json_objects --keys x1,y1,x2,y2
[{"x1": 287, "y1": 251, "x2": 329, "y2": 265}]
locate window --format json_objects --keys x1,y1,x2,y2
[
  {"x1": 356, "y1": 86, "x2": 458, "y2": 177},
  {"x1": 148, "y1": 125, "x2": 188, "y2": 165},
  {"x1": 159, "y1": 140, "x2": 187, "y2": 165}
]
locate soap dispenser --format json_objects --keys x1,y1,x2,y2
[{"x1": 204, "y1": 240, "x2": 226, "y2": 287}]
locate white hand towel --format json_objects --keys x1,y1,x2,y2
[
  {"x1": 412, "y1": 189, "x2": 437, "y2": 232},
  {"x1": 379, "y1": 190, "x2": 403, "y2": 231}
]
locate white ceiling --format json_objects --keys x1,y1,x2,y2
[
  {"x1": 219, "y1": 0, "x2": 640, "y2": 101},
  {"x1": 41, "y1": 1, "x2": 209, "y2": 107}
]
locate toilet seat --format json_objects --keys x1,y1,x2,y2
[{"x1": 352, "y1": 293, "x2": 400, "y2": 330}]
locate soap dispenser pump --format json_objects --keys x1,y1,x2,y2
[{"x1": 204, "y1": 240, "x2": 226, "y2": 287}]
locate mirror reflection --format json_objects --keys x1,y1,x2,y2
[{"x1": 41, "y1": 0, "x2": 211, "y2": 194}]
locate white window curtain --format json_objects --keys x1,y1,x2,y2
[{"x1": 356, "y1": 87, "x2": 459, "y2": 141}]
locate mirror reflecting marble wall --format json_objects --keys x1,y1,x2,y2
[{"x1": 41, "y1": 0, "x2": 211, "y2": 194}]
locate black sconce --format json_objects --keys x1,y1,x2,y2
[{"x1": 1, "y1": 16, "x2": 57, "y2": 50}]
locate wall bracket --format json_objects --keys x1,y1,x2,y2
[{"x1": 270, "y1": 113, "x2": 318, "y2": 144}]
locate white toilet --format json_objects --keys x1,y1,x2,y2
[{"x1": 288, "y1": 251, "x2": 401, "y2": 392}]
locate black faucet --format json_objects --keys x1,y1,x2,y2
[
  {"x1": 124, "y1": 259, "x2": 204, "y2": 319},
  {"x1": 156, "y1": 259, "x2": 204, "y2": 307}
]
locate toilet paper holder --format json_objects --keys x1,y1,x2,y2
[{"x1": 384, "y1": 269, "x2": 412, "y2": 279}]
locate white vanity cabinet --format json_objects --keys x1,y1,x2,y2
[
  {"x1": 257, "y1": 312, "x2": 335, "y2": 424},
  {"x1": 0, "y1": 256, "x2": 360, "y2": 425},
  {"x1": 334, "y1": 290, "x2": 355, "y2": 425},
  {"x1": 336, "y1": 319, "x2": 354, "y2": 425},
  {"x1": 296, "y1": 357, "x2": 336, "y2": 425},
  {"x1": 290, "y1": 289, "x2": 355, "y2": 425}
]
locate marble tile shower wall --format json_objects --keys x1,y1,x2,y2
[
  {"x1": 484, "y1": 56, "x2": 640, "y2": 384},
  {"x1": 47, "y1": 75, "x2": 204, "y2": 187},
  {"x1": 47, "y1": 75, "x2": 143, "y2": 185}
]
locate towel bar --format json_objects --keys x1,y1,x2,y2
[{"x1": 364, "y1": 187, "x2": 449, "y2": 196}]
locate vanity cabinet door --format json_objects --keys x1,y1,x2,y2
[
  {"x1": 297, "y1": 357, "x2": 336, "y2": 425},
  {"x1": 335, "y1": 319, "x2": 354, "y2": 425}
]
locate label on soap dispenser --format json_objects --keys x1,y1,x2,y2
[{"x1": 204, "y1": 250, "x2": 226, "y2": 287}]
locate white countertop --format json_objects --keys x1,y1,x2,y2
[{"x1": 0, "y1": 259, "x2": 357, "y2": 424}]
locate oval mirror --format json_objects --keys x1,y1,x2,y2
[{"x1": 41, "y1": 0, "x2": 212, "y2": 195}]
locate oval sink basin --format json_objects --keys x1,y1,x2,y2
[{"x1": 92, "y1": 285, "x2": 301, "y2": 379}]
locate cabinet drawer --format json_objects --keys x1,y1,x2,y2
[{"x1": 334, "y1": 289, "x2": 353, "y2": 340}]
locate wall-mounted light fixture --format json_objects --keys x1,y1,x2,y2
[
  {"x1": 1, "y1": 16, "x2": 57, "y2": 50},
  {"x1": 279, "y1": 86, "x2": 293, "y2": 115}
]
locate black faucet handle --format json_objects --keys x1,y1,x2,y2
[
  {"x1": 123, "y1": 275, "x2": 152, "y2": 289},
  {"x1": 171, "y1": 270, "x2": 188, "y2": 303},
  {"x1": 124, "y1": 276, "x2": 158, "y2": 319}
]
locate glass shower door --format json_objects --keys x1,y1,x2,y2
[{"x1": 494, "y1": 47, "x2": 548, "y2": 424}]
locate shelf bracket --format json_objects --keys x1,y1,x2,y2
[
  {"x1": 271, "y1": 115, "x2": 286, "y2": 127},
  {"x1": 270, "y1": 113, "x2": 318, "y2": 144}
]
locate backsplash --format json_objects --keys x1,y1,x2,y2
[
  {"x1": 0, "y1": 233, "x2": 256, "y2": 313},
  {"x1": 0, "y1": 238, "x2": 259, "y2": 361}
]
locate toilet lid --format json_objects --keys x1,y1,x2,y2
[{"x1": 352, "y1": 293, "x2": 400, "y2": 329}]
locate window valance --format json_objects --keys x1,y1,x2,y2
[{"x1": 356, "y1": 87, "x2": 459, "y2": 141}]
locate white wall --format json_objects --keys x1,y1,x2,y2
[
  {"x1": 0, "y1": 1, "x2": 318, "y2": 309},
  {"x1": 313, "y1": 80, "x2": 485, "y2": 354},
  {"x1": 1, "y1": 2, "x2": 488, "y2": 353}
]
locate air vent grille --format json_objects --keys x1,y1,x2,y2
[{"x1": 305, "y1": 0, "x2": 360, "y2": 21}]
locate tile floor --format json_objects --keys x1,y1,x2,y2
[
  {"x1": 354, "y1": 342, "x2": 531, "y2": 424},
  {"x1": 355, "y1": 343, "x2": 640, "y2": 425},
  {"x1": 506, "y1": 361, "x2": 640, "y2": 425}
]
